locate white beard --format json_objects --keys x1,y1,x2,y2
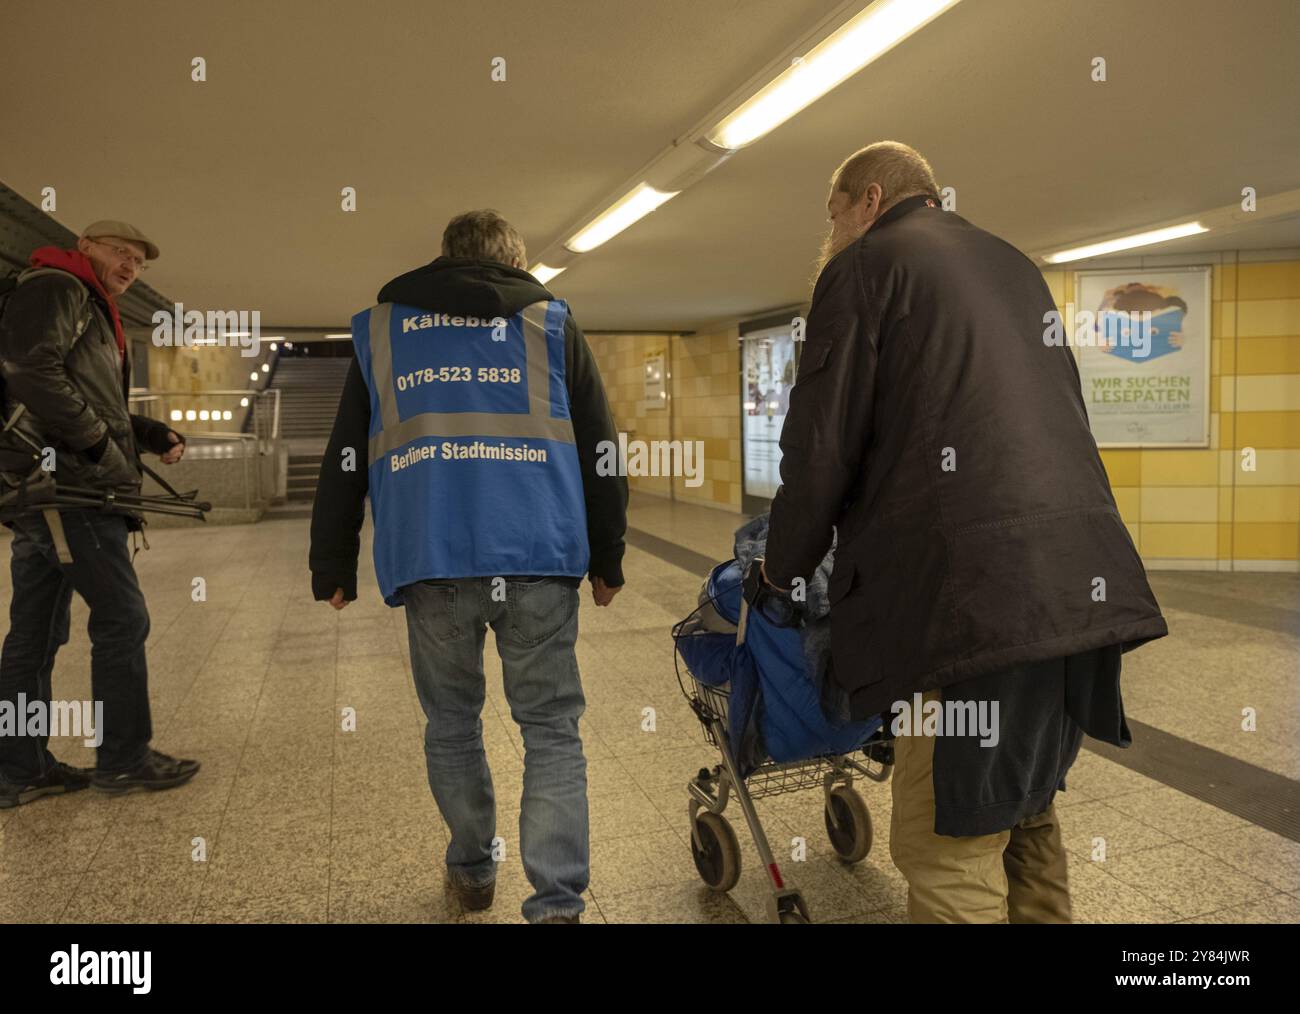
[{"x1": 811, "y1": 228, "x2": 861, "y2": 292}]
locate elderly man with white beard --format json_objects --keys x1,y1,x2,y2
[{"x1": 756, "y1": 141, "x2": 1167, "y2": 923}]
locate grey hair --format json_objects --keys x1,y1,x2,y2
[
  {"x1": 832, "y1": 141, "x2": 938, "y2": 211},
  {"x1": 441, "y1": 209, "x2": 527, "y2": 266}
]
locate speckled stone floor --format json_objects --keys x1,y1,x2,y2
[{"x1": 0, "y1": 492, "x2": 1296, "y2": 923}]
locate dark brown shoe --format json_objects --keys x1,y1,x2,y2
[
  {"x1": 448, "y1": 871, "x2": 495, "y2": 911},
  {"x1": 0, "y1": 762, "x2": 92, "y2": 809},
  {"x1": 92, "y1": 749, "x2": 199, "y2": 794}
]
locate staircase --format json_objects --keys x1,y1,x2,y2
[{"x1": 262, "y1": 356, "x2": 354, "y2": 519}]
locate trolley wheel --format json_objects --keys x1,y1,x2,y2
[
  {"x1": 690, "y1": 812, "x2": 742, "y2": 892},
  {"x1": 824, "y1": 785, "x2": 873, "y2": 863}
]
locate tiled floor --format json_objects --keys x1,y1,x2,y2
[{"x1": 0, "y1": 492, "x2": 1297, "y2": 923}]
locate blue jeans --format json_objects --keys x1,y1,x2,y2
[
  {"x1": 403, "y1": 576, "x2": 588, "y2": 922},
  {"x1": 0, "y1": 510, "x2": 152, "y2": 780}
]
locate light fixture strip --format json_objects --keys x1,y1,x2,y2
[
  {"x1": 708, "y1": 0, "x2": 961, "y2": 149},
  {"x1": 536, "y1": 0, "x2": 961, "y2": 270},
  {"x1": 1044, "y1": 222, "x2": 1209, "y2": 264},
  {"x1": 564, "y1": 183, "x2": 679, "y2": 254},
  {"x1": 530, "y1": 264, "x2": 567, "y2": 285}
]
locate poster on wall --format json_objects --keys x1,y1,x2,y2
[
  {"x1": 1071, "y1": 266, "x2": 1212, "y2": 447},
  {"x1": 643, "y1": 351, "x2": 666, "y2": 409},
  {"x1": 741, "y1": 324, "x2": 797, "y2": 500}
]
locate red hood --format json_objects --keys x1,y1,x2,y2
[{"x1": 28, "y1": 246, "x2": 125, "y2": 361}]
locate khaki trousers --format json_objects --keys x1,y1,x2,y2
[{"x1": 888, "y1": 691, "x2": 1073, "y2": 923}]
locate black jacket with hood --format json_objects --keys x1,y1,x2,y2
[{"x1": 310, "y1": 257, "x2": 628, "y2": 601}]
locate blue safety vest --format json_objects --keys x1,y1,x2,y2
[{"x1": 351, "y1": 299, "x2": 590, "y2": 606}]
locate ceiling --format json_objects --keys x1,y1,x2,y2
[{"x1": 2, "y1": 0, "x2": 1297, "y2": 333}]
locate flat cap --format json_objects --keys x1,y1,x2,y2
[{"x1": 81, "y1": 219, "x2": 160, "y2": 260}]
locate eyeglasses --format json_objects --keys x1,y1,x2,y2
[{"x1": 88, "y1": 239, "x2": 149, "y2": 272}]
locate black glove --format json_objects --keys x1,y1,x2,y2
[
  {"x1": 741, "y1": 557, "x2": 804, "y2": 629},
  {"x1": 312, "y1": 571, "x2": 357, "y2": 602}
]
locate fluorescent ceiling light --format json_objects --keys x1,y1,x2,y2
[
  {"x1": 565, "y1": 183, "x2": 679, "y2": 253},
  {"x1": 708, "y1": 0, "x2": 961, "y2": 149},
  {"x1": 531, "y1": 264, "x2": 566, "y2": 285},
  {"x1": 1044, "y1": 222, "x2": 1208, "y2": 264}
]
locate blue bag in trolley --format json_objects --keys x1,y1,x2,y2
[{"x1": 672, "y1": 515, "x2": 893, "y2": 924}]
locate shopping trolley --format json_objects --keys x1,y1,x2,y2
[{"x1": 672, "y1": 554, "x2": 893, "y2": 924}]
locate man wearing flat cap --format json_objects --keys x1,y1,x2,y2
[{"x1": 0, "y1": 219, "x2": 200, "y2": 809}]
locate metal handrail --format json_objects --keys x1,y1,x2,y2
[
  {"x1": 128, "y1": 389, "x2": 280, "y2": 450},
  {"x1": 172, "y1": 431, "x2": 257, "y2": 442},
  {"x1": 129, "y1": 389, "x2": 273, "y2": 395},
  {"x1": 269, "y1": 387, "x2": 280, "y2": 440}
]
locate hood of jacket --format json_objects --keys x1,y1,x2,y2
[
  {"x1": 376, "y1": 257, "x2": 554, "y2": 319},
  {"x1": 26, "y1": 247, "x2": 126, "y2": 360}
]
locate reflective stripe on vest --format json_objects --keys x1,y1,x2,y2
[{"x1": 365, "y1": 301, "x2": 575, "y2": 461}]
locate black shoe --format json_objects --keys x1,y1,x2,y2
[
  {"x1": 0, "y1": 762, "x2": 93, "y2": 809},
  {"x1": 92, "y1": 749, "x2": 200, "y2": 794},
  {"x1": 447, "y1": 871, "x2": 495, "y2": 912},
  {"x1": 535, "y1": 915, "x2": 580, "y2": 924}
]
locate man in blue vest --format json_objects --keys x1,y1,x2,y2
[{"x1": 310, "y1": 210, "x2": 627, "y2": 924}]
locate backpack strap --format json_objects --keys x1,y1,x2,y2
[{"x1": 42, "y1": 507, "x2": 73, "y2": 564}]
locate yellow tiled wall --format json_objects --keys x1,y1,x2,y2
[
  {"x1": 587, "y1": 328, "x2": 741, "y2": 511},
  {"x1": 1045, "y1": 257, "x2": 1300, "y2": 571},
  {"x1": 130, "y1": 327, "x2": 275, "y2": 435},
  {"x1": 141, "y1": 337, "x2": 262, "y2": 395}
]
